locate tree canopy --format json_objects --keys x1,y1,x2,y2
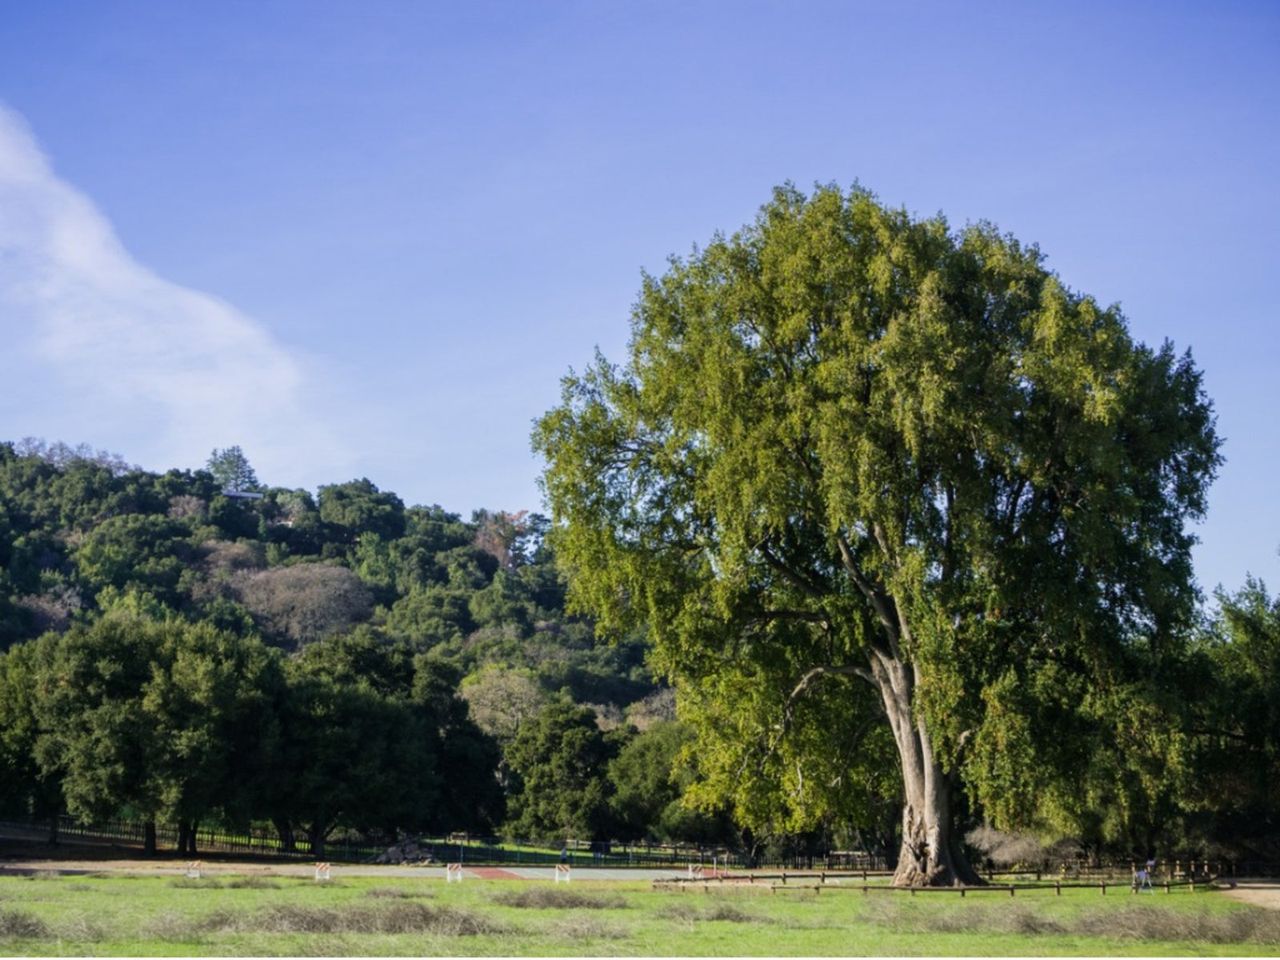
[
  {"x1": 535, "y1": 183, "x2": 1221, "y2": 884},
  {"x1": 206, "y1": 446, "x2": 260, "y2": 493}
]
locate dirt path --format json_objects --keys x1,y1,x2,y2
[
  {"x1": 1222, "y1": 880, "x2": 1280, "y2": 911},
  {"x1": 0, "y1": 855, "x2": 684, "y2": 882},
  {"x1": 0, "y1": 856, "x2": 330, "y2": 878}
]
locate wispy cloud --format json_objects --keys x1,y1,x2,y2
[{"x1": 0, "y1": 103, "x2": 348, "y2": 487}]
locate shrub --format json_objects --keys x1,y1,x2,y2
[
  {"x1": 964, "y1": 824, "x2": 1049, "y2": 869},
  {"x1": 493, "y1": 888, "x2": 626, "y2": 910}
]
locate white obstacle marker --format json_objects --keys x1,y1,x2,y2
[
  {"x1": 185, "y1": 861, "x2": 202, "y2": 879},
  {"x1": 446, "y1": 863, "x2": 464, "y2": 884},
  {"x1": 314, "y1": 862, "x2": 331, "y2": 882},
  {"x1": 687, "y1": 864, "x2": 704, "y2": 880},
  {"x1": 554, "y1": 864, "x2": 571, "y2": 884}
]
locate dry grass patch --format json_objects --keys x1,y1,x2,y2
[
  {"x1": 145, "y1": 911, "x2": 198, "y2": 941},
  {"x1": 546, "y1": 915, "x2": 631, "y2": 940},
  {"x1": 863, "y1": 900, "x2": 1073, "y2": 936},
  {"x1": 185, "y1": 902, "x2": 507, "y2": 937},
  {"x1": 862, "y1": 899, "x2": 1280, "y2": 944},
  {"x1": 55, "y1": 913, "x2": 105, "y2": 942},
  {"x1": 665, "y1": 900, "x2": 763, "y2": 924},
  {"x1": 1077, "y1": 906, "x2": 1280, "y2": 944},
  {"x1": 170, "y1": 877, "x2": 224, "y2": 889},
  {"x1": 0, "y1": 909, "x2": 50, "y2": 939},
  {"x1": 225, "y1": 875, "x2": 281, "y2": 889},
  {"x1": 365, "y1": 886, "x2": 432, "y2": 899},
  {"x1": 84, "y1": 871, "x2": 146, "y2": 880},
  {"x1": 493, "y1": 887, "x2": 626, "y2": 910}
]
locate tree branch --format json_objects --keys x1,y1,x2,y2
[
  {"x1": 751, "y1": 609, "x2": 830, "y2": 625},
  {"x1": 835, "y1": 534, "x2": 889, "y2": 626},
  {"x1": 759, "y1": 541, "x2": 826, "y2": 598},
  {"x1": 1183, "y1": 726, "x2": 1252, "y2": 744},
  {"x1": 835, "y1": 531, "x2": 904, "y2": 661},
  {"x1": 785, "y1": 664, "x2": 878, "y2": 715}
]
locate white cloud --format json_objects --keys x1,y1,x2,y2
[{"x1": 0, "y1": 103, "x2": 348, "y2": 486}]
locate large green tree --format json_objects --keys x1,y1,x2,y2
[
  {"x1": 0, "y1": 635, "x2": 63, "y2": 836},
  {"x1": 269, "y1": 630, "x2": 502, "y2": 854},
  {"x1": 318, "y1": 479, "x2": 407, "y2": 542},
  {"x1": 504, "y1": 700, "x2": 617, "y2": 842},
  {"x1": 1183, "y1": 576, "x2": 1280, "y2": 856},
  {"x1": 32, "y1": 612, "x2": 278, "y2": 854},
  {"x1": 534, "y1": 184, "x2": 1220, "y2": 884},
  {"x1": 206, "y1": 446, "x2": 260, "y2": 493}
]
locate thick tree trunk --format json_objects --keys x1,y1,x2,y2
[
  {"x1": 274, "y1": 817, "x2": 296, "y2": 853},
  {"x1": 177, "y1": 820, "x2": 190, "y2": 854},
  {"x1": 47, "y1": 814, "x2": 59, "y2": 846},
  {"x1": 308, "y1": 824, "x2": 326, "y2": 859},
  {"x1": 188, "y1": 821, "x2": 199, "y2": 855},
  {"x1": 143, "y1": 819, "x2": 157, "y2": 856},
  {"x1": 893, "y1": 751, "x2": 977, "y2": 886},
  {"x1": 872, "y1": 655, "x2": 980, "y2": 887}
]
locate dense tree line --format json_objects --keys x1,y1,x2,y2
[
  {"x1": 0, "y1": 401, "x2": 1275, "y2": 866},
  {"x1": 0, "y1": 441, "x2": 723, "y2": 854}
]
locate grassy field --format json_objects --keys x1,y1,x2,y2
[{"x1": 0, "y1": 870, "x2": 1277, "y2": 956}]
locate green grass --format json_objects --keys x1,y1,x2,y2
[{"x1": 0, "y1": 871, "x2": 1275, "y2": 955}]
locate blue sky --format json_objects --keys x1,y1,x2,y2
[{"x1": 0, "y1": 0, "x2": 1276, "y2": 597}]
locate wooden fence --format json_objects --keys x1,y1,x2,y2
[{"x1": 656, "y1": 869, "x2": 1225, "y2": 897}]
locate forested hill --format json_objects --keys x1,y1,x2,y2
[
  {"x1": 0, "y1": 440, "x2": 717, "y2": 854},
  {"x1": 0, "y1": 440, "x2": 649, "y2": 695}
]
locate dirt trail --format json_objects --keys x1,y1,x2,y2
[
  {"x1": 0, "y1": 855, "x2": 682, "y2": 882},
  {"x1": 0, "y1": 857, "x2": 334, "y2": 878},
  {"x1": 1222, "y1": 880, "x2": 1280, "y2": 911}
]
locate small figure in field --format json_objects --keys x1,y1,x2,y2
[
  {"x1": 559, "y1": 844, "x2": 568, "y2": 865},
  {"x1": 1134, "y1": 865, "x2": 1153, "y2": 892}
]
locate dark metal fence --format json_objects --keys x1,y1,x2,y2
[
  {"x1": 0, "y1": 818, "x2": 782, "y2": 867},
  {"x1": 4, "y1": 817, "x2": 1274, "y2": 878},
  {"x1": 0, "y1": 818, "x2": 382, "y2": 862}
]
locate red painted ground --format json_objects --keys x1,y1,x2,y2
[{"x1": 465, "y1": 866, "x2": 523, "y2": 880}]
